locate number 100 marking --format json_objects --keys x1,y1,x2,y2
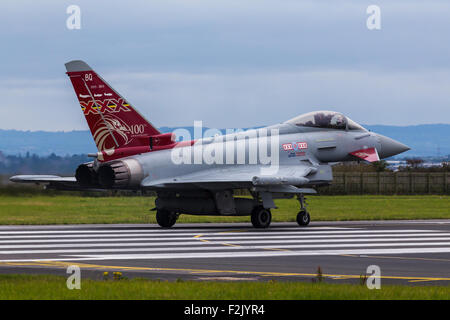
[{"x1": 131, "y1": 124, "x2": 145, "y2": 134}]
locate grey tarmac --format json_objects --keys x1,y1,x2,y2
[{"x1": 0, "y1": 220, "x2": 449, "y2": 285}]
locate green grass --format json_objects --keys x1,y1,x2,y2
[
  {"x1": 0, "y1": 195, "x2": 448, "y2": 225},
  {"x1": 0, "y1": 274, "x2": 449, "y2": 299}
]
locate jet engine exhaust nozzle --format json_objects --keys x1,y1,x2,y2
[{"x1": 97, "y1": 159, "x2": 144, "y2": 189}]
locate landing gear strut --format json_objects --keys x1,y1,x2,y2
[
  {"x1": 251, "y1": 206, "x2": 272, "y2": 228},
  {"x1": 296, "y1": 194, "x2": 310, "y2": 226},
  {"x1": 156, "y1": 209, "x2": 178, "y2": 228}
]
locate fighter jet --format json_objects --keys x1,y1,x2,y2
[{"x1": 10, "y1": 60, "x2": 410, "y2": 228}]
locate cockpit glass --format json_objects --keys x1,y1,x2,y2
[
  {"x1": 285, "y1": 111, "x2": 367, "y2": 131},
  {"x1": 286, "y1": 111, "x2": 347, "y2": 130},
  {"x1": 347, "y1": 117, "x2": 366, "y2": 131}
]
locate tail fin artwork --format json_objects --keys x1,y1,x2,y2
[{"x1": 65, "y1": 60, "x2": 160, "y2": 154}]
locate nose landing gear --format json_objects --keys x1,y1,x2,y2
[
  {"x1": 297, "y1": 209, "x2": 310, "y2": 226},
  {"x1": 296, "y1": 194, "x2": 310, "y2": 226}
]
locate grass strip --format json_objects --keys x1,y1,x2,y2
[
  {"x1": 0, "y1": 274, "x2": 449, "y2": 300},
  {"x1": 0, "y1": 195, "x2": 448, "y2": 225}
]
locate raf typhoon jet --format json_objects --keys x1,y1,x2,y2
[{"x1": 10, "y1": 60, "x2": 410, "y2": 228}]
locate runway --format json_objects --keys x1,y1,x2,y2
[{"x1": 0, "y1": 220, "x2": 449, "y2": 285}]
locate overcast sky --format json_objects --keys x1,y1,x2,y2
[{"x1": 1, "y1": 0, "x2": 449, "y2": 131}]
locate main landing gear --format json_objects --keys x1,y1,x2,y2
[
  {"x1": 251, "y1": 206, "x2": 272, "y2": 229},
  {"x1": 156, "y1": 209, "x2": 178, "y2": 228}
]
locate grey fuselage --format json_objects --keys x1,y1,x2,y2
[{"x1": 105, "y1": 122, "x2": 382, "y2": 191}]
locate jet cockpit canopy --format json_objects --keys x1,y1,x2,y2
[{"x1": 285, "y1": 110, "x2": 366, "y2": 131}]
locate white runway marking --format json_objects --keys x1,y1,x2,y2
[
  {"x1": 65, "y1": 247, "x2": 450, "y2": 261},
  {"x1": 0, "y1": 233, "x2": 448, "y2": 244},
  {"x1": 0, "y1": 225, "x2": 449, "y2": 262},
  {"x1": 3, "y1": 247, "x2": 450, "y2": 263},
  {"x1": 1, "y1": 237, "x2": 450, "y2": 250},
  {"x1": 0, "y1": 229, "x2": 438, "y2": 239},
  {"x1": 0, "y1": 226, "x2": 354, "y2": 235},
  {"x1": 3, "y1": 242, "x2": 450, "y2": 255}
]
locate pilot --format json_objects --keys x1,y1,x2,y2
[
  {"x1": 314, "y1": 112, "x2": 329, "y2": 127},
  {"x1": 330, "y1": 113, "x2": 346, "y2": 129}
]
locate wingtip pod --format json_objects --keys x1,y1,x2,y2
[
  {"x1": 65, "y1": 60, "x2": 92, "y2": 72},
  {"x1": 9, "y1": 175, "x2": 21, "y2": 183},
  {"x1": 9, "y1": 175, "x2": 63, "y2": 183}
]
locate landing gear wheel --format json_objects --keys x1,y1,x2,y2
[
  {"x1": 156, "y1": 209, "x2": 178, "y2": 228},
  {"x1": 296, "y1": 210, "x2": 310, "y2": 226},
  {"x1": 251, "y1": 206, "x2": 272, "y2": 228}
]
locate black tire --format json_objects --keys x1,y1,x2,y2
[
  {"x1": 251, "y1": 206, "x2": 272, "y2": 228},
  {"x1": 156, "y1": 209, "x2": 177, "y2": 228},
  {"x1": 296, "y1": 210, "x2": 310, "y2": 226}
]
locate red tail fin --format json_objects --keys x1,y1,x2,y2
[{"x1": 65, "y1": 60, "x2": 160, "y2": 152}]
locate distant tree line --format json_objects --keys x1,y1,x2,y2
[
  {"x1": 334, "y1": 159, "x2": 450, "y2": 173},
  {"x1": 0, "y1": 151, "x2": 90, "y2": 175}
]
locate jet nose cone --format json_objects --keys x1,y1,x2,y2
[{"x1": 376, "y1": 134, "x2": 410, "y2": 158}]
